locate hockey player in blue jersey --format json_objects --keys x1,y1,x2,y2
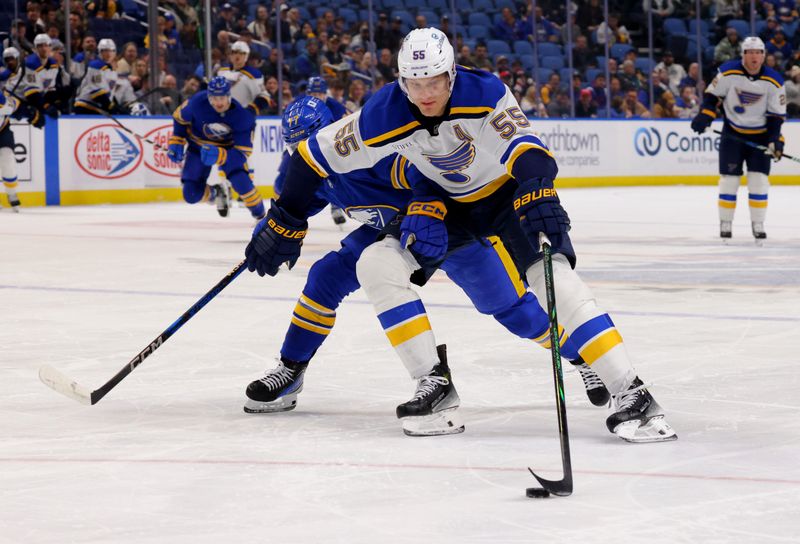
[
  {"x1": 245, "y1": 28, "x2": 675, "y2": 443},
  {"x1": 167, "y1": 76, "x2": 265, "y2": 220},
  {"x1": 691, "y1": 36, "x2": 786, "y2": 242},
  {"x1": 243, "y1": 96, "x2": 609, "y2": 424}
]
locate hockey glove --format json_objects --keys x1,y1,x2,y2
[
  {"x1": 166, "y1": 137, "x2": 185, "y2": 163},
  {"x1": 768, "y1": 136, "x2": 784, "y2": 162},
  {"x1": 201, "y1": 144, "x2": 226, "y2": 166},
  {"x1": 690, "y1": 110, "x2": 715, "y2": 134},
  {"x1": 513, "y1": 177, "x2": 571, "y2": 242},
  {"x1": 400, "y1": 198, "x2": 448, "y2": 260},
  {"x1": 245, "y1": 200, "x2": 308, "y2": 277}
]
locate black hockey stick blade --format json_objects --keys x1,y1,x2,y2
[{"x1": 527, "y1": 467, "x2": 573, "y2": 497}]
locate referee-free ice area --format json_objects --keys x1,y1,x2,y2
[{"x1": 2, "y1": 186, "x2": 799, "y2": 544}]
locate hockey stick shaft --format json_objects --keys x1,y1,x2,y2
[
  {"x1": 527, "y1": 233, "x2": 573, "y2": 497},
  {"x1": 88, "y1": 103, "x2": 168, "y2": 151},
  {"x1": 39, "y1": 260, "x2": 247, "y2": 405},
  {"x1": 713, "y1": 129, "x2": 800, "y2": 164}
]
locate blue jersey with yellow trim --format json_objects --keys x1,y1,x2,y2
[
  {"x1": 707, "y1": 60, "x2": 786, "y2": 134},
  {"x1": 22, "y1": 54, "x2": 61, "y2": 96},
  {"x1": 298, "y1": 66, "x2": 552, "y2": 204},
  {"x1": 172, "y1": 90, "x2": 255, "y2": 154}
]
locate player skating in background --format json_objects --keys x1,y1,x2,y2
[
  {"x1": 244, "y1": 96, "x2": 609, "y2": 430},
  {"x1": 0, "y1": 90, "x2": 24, "y2": 211},
  {"x1": 73, "y1": 39, "x2": 120, "y2": 115},
  {"x1": 167, "y1": 76, "x2": 265, "y2": 220},
  {"x1": 691, "y1": 36, "x2": 786, "y2": 243},
  {"x1": 245, "y1": 28, "x2": 676, "y2": 443}
]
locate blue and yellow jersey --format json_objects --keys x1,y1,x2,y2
[
  {"x1": 172, "y1": 90, "x2": 255, "y2": 155},
  {"x1": 708, "y1": 60, "x2": 786, "y2": 134},
  {"x1": 296, "y1": 66, "x2": 553, "y2": 204},
  {"x1": 22, "y1": 54, "x2": 60, "y2": 96}
]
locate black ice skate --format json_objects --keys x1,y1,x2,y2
[
  {"x1": 8, "y1": 192, "x2": 20, "y2": 212},
  {"x1": 211, "y1": 184, "x2": 231, "y2": 217},
  {"x1": 570, "y1": 357, "x2": 610, "y2": 406},
  {"x1": 397, "y1": 345, "x2": 464, "y2": 436},
  {"x1": 606, "y1": 377, "x2": 677, "y2": 443},
  {"x1": 720, "y1": 220, "x2": 732, "y2": 240},
  {"x1": 330, "y1": 205, "x2": 347, "y2": 226},
  {"x1": 752, "y1": 222, "x2": 766, "y2": 245},
  {"x1": 243, "y1": 358, "x2": 307, "y2": 413}
]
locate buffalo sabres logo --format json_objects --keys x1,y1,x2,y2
[
  {"x1": 346, "y1": 205, "x2": 399, "y2": 228},
  {"x1": 423, "y1": 124, "x2": 476, "y2": 184},
  {"x1": 202, "y1": 122, "x2": 233, "y2": 141},
  {"x1": 733, "y1": 87, "x2": 763, "y2": 114}
]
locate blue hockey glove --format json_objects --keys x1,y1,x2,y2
[
  {"x1": 245, "y1": 200, "x2": 308, "y2": 277},
  {"x1": 167, "y1": 139, "x2": 185, "y2": 163},
  {"x1": 400, "y1": 198, "x2": 448, "y2": 260},
  {"x1": 201, "y1": 144, "x2": 226, "y2": 166},
  {"x1": 513, "y1": 178, "x2": 570, "y2": 243},
  {"x1": 768, "y1": 136, "x2": 784, "y2": 162},
  {"x1": 690, "y1": 110, "x2": 715, "y2": 134}
]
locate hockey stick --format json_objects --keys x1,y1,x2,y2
[
  {"x1": 712, "y1": 129, "x2": 800, "y2": 164},
  {"x1": 526, "y1": 233, "x2": 573, "y2": 498},
  {"x1": 39, "y1": 260, "x2": 247, "y2": 405},
  {"x1": 83, "y1": 101, "x2": 170, "y2": 152}
]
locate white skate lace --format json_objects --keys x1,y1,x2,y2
[
  {"x1": 613, "y1": 381, "x2": 652, "y2": 411},
  {"x1": 577, "y1": 363, "x2": 605, "y2": 391},
  {"x1": 412, "y1": 375, "x2": 449, "y2": 401},
  {"x1": 258, "y1": 364, "x2": 295, "y2": 390}
]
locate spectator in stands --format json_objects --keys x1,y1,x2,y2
[
  {"x1": 247, "y1": 5, "x2": 270, "y2": 43},
  {"x1": 323, "y1": 33, "x2": 345, "y2": 66},
  {"x1": 457, "y1": 45, "x2": 475, "y2": 68},
  {"x1": 759, "y1": 16, "x2": 783, "y2": 43},
  {"x1": 162, "y1": 12, "x2": 179, "y2": 50},
  {"x1": 377, "y1": 48, "x2": 397, "y2": 82},
  {"x1": 292, "y1": 38, "x2": 321, "y2": 82},
  {"x1": 643, "y1": 0, "x2": 675, "y2": 33},
  {"x1": 214, "y1": 3, "x2": 236, "y2": 35},
  {"x1": 575, "y1": 87, "x2": 598, "y2": 118},
  {"x1": 415, "y1": 14, "x2": 428, "y2": 30},
  {"x1": 180, "y1": 74, "x2": 202, "y2": 102},
  {"x1": 68, "y1": 10, "x2": 86, "y2": 43},
  {"x1": 353, "y1": 50, "x2": 380, "y2": 88},
  {"x1": 70, "y1": 34, "x2": 97, "y2": 79},
  {"x1": 262, "y1": 46, "x2": 290, "y2": 80},
  {"x1": 274, "y1": 4, "x2": 292, "y2": 44},
  {"x1": 45, "y1": 22, "x2": 60, "y2": 43},
  {"x1": 596, "y1": 13, "x2": 630, "y2": 47},
  {"x1": 715, "y1": 27, "x2": 742, "y2": 63},
  {"x1": 25, "y1": 2, "x2": 46, "y2": 41},
  {"x1": 577, "y1": 0, "x2": 604, "y2": 35},
  {"x1": 546, "y1": 89, "x2": 571, "y2": 117},
  {"x1": 540, "y1": 72, "x2": 561, "y2": 105},
  {"x1": 344, "y1": 78, "x2": 366, "y2": 112},
  {"x1": 114, "y1": 41, "x2": 137, "y2": 75},
  {"x1": 146, "y1": 74, "x2": 180, "y2": 114},
  {"x1": 607, "y1": 57, "x2": 619, "y2": 77},
  {"x1": 591, "y1": 73, "x2": 608, "y2": 108},
  {"x1": 766, "y1": 29, "x2": 792, "y2": 63},
  {"x1": 609, "y1": 95, "x2": 626, "y2": 117},
  {"x1": 144, "y1": 16, "x2": 170, "y2": 51},
  {"x1": 765, "y1": 52, "x2": 779, "y2": 69},
  {"x1": 263, "y1": 75, "x2": 279, "y2": 113},
  {"x1": 287, "y1": 8, "x2": 303, "y2": 41},
  {"x1": 610, "y1": 74, "x2": 625, "y2": 101},
  {"x1": 785, "y1": 65, "x2": 800, "y2": 116},
  {"x1": 84, "y1": 0, "x2": 117, "y2": 19},
  {"x1": 472, "y1": 42, "x2": 493, "y2": 71},
  {"x1": 294, "y1": 22, "x2": 314, "y2": 42},
  {"x1": 179, "y1": 18, "x2": 200, "y2": 49},
  {"x1": 532, "y1": 5, "x2": 562, "y2": 44},
  {"x1": 572, "y1": 35, "x2": 596, "y2": 75},
  {"x1": 50, "y1": 38, "x2": 66, "y2": 66},
  {"x1": 679, "y1": 62, "x2": 700, "y2": 91},
  {"x1": 653, "y1": 89, "x2": 678, "y2": 117},
  {"x1": 622, "y1": 88, "x2": 651, "y2": 118},
  {"x1": 560, "y1": 13, "x2": 583, "y2": 44},
  {"x1": 493, "y1": 7, "x2": 519, "y2": 42},
  {"x1": 350, "y1": 24, "x2": 372, "y2": 51},
  {"x1": 520, "y1": 83, "x2": 547, "y2": 117},
  {"x1": 675, "y1": 85, "x2": 700, "y2": 118},
  {"x1": 713, "y1": 0, "x2": 744, "y2": 40},
  {"x1": 493, "y1": 55, "x2": 511, "y2": 79},
  {"x1": 650, "y1": 66, "x2": 671, "y2": 103},
  {"x1": 765, "y1": 0, "x2": 798, "y2": 26},
  {"x1": 618, "y1": 59, "x2": 641, "y2": 91},
  {"x1": 439, "y1": 15, "x2": 454, "y2": 41},
  {"x1": 654, "y1": 50, "x2": 686, "y2": 94},
  {"x1": 216, "y1": 31, "x2": 231, "y2": 57},
  {"x1": 172, "y1": 0, "x2": 199, "y2": 27}
]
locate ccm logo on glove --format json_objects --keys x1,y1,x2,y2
[
  {"x1": 267, "y1": 218, "x2": 307, "y2": 239},
  {"x1": 407, "y1": 200, "x2": 447, "y2": 219},
  {"x1": 513, "y1": 188, "x2": 558, "y2": 211}
]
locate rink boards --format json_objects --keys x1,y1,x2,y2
[{"x1": 7, "y1": 116, "x2": 800, "y2": 207}]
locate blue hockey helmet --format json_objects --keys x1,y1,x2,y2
[
  {"x1": 207, "y1": 76, "x2": 231, "y2": 97},
  {"x1": 282, "y1": 96, "x2": 334, "y2": 150},
  {"x1": 307, "y1": 76, "x2": 328, "y2": 94}
]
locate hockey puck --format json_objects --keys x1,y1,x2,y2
[{"x1": 526, "y1": 488, "x2": 551, "y2": 498}]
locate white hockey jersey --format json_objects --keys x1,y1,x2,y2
[
  {"x1": 22, "y1": 54, "x2": 64, "y2": 97},
  {"x1": 75, "y1": 59, "x2": 118, "y2": 105},
  {"x1": 707, "y1": 60, "x2": 786, "y2": 134},
  {"x1": 298, "y1": 66, "x2": 552, "y2": 203},
  {"x1": 0, "y1": 66, "x2": 24, "y2": 95},
  {"x1": 0, "y1": 93, "x2": 21, "y2": 132},
  {"x1": 217, "y1": 66, "x2": 267, "y2": 110}
]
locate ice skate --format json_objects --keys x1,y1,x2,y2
[
  {"x1": 330, "y1": 205, "x2": 347, "y2": 226},
  {"x1": 8, "y1": 191, "x2": 20, "y2": 212},
  {"x1": 752, "y1": 222, "x2": 766, "y2": 245},
  {"x1": 570, "y1": 357, "x2": 610, "y2": 407},
  {"x1": 212, "y1": 183, "x2": 231, "y2": 217},
  {"x1": 720, "y1": 220, "x2": 732, "y2": 241},
  {"x1": 397, "y1": 345, "x2": 464, "y2": 436},
  {"x1": 243, "y1": 358, "x2": 307, "y2": 413},
  {"x1": 606, "y1": 377, "x2": 677, "y2": 443}
]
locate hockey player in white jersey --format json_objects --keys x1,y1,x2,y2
[
  {"x1": 691, "y1": 36, "x2": 786, "y2": 242},
  {"x1": 0, "y1": 47, "x2": 24, "y2": 96},
  {"x1": 22, "y1": 34, "x2": 69, "y2": 118},
  {"x1": 74, "y1": 39, "x2": 119, "y2": 115},
  {"x1": 245, "y1": 28, "x2": 676, "y2": 443},
  {"x1": 0, "y1": 91, "x2": 23, "y2": 211},
  {"x1": 217, "y1": 41, "x2": 272, "y2": 115}
]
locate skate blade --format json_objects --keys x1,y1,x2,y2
[
  {"x1": 613, "y1": 415, "x2": 677, "y2": 443},
  {"x1": 243, "y1": 394, "x2": 298, "y2": 413},
  {"x1": 754, "y1": 238, "x2": 764, "y2": 247},
  {"x1": 402, "y1": 408, "x2": 465, "y2": 436}
]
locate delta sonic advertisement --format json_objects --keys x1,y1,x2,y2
[
  {"x1": 59, "y1": 117, "x2": 285, "y2": 193},
  {"x1": 530, "y1": 120, "x2": 799, "y2": 184}
]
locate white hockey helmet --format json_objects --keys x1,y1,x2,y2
[
  {"x1": 34, "y1": 33, "x2": 52, "y2": 47},
  {"x1": 98, "y1": 38, "x2": 117, "y2": 52},
  {"x1": 397, "y1": 27, "x2": 456, "y2": 96},
  {"x1": 2, "y1": 47, "x2": 20, "y2": 60},
  {"x1": 231, "y1": 40, "x2": 250, "y2": 56},
  {"x1": 741, "y1": 36, "x2": 765, "y2": 53}
]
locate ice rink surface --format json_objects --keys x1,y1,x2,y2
[{"x1": 2, "y1": 186, "x2": 799, "y2": 543}]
